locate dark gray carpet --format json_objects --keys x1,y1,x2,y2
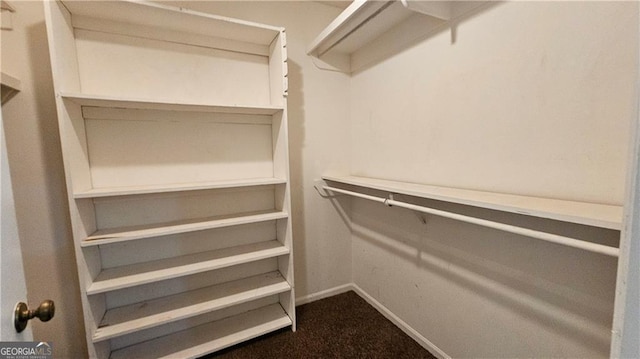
[{"x1": 206, "y1": 291, "x2": 437, "y2": 359}]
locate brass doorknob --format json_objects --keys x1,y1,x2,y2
[{"x1": 14, "y1": 300, "x2": 55, "y2": 333}]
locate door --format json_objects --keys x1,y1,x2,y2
[
  {"x1": 1, "y1": 0, "x2": 30, "y2": 342},
  {"x1": 0, "y1": 104, "x2": 32, "y2": 341}
]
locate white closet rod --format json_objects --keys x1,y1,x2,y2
[{"x1": 322, "y1": 185, "x2": 619, "y2": 257}]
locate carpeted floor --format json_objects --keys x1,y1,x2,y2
[{"x1": 206, "y1": 291, "x2": 437, "y2": 359}]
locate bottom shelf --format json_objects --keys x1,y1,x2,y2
[
  {"x1": 94, "y1": 272, "x2": 291, "y2": 342},
  {"x1": 110, "y1": 303, "x2": 292, "y2": 359}
]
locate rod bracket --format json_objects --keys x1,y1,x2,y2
[
  {"x1": 384, "y1": 193, "x2": 395, "y2": 207},
  {"x1": 314, "y1": 179, "x2": 341, "y2": 198}
]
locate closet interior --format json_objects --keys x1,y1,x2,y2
[{"x1": 31, "y1": 0, "x2": 637, "y2": 358}]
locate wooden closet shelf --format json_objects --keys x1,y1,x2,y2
[
  {"x1": 109, "y1": 303, "x2": 291, "y2": 359},
  {"x1": 307, "y1": 0, "x2": 456, "y2": 73},
  {"x1": 60, "y1": 0, "x2": 283, "y2": 49},
  {"x1": 82, "y1": 210, "x2": 289, "y2": 247},
  {"x1": 86, "y1": 240, "x2": 290, "y2": 295},
  {"x1": 323, "y1": 175, "x2": 623, "y2": 230},
  {"x1": 60, "y1": 93, "x2": 284, "y2": 115},
  {"x1": 93, "y1": 271, "x2": 290, "y2": 342},
  {"x1": 74, "y1": 178, "x2": 287, "y2": 199},
  {"x1": 308, "y1": 1, "x2": 414, "y2": 58}
]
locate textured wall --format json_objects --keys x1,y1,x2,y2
[
  {"x1": 349, "y1": 2, "x2": 637, "y2": 357},
  {"x1": 351, "y1": 2, "x2": 636, "y2": 205}
]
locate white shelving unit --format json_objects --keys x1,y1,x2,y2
[
  {"x1": 44, "y1": 1, "x2": 294, "y2": 358},
  {"x1": 322, "y1": 175, "x2": 623, "y2": 230}
]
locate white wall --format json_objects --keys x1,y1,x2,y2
[
  {"x1": 351, "y1": 2, "x2": 635, "y2": 205},
  {"x1": 349, "y1": 2, "x2": 637, "y2": 358},
  {"x1": 1, "y1": 1, "x2": 351, "y2": 355}
]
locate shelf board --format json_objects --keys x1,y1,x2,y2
[
  {"x1": 74, "y1": 177, "x2": 286, "y2": 199},
  {"x1": 307, "y1": 0, "x2": 453, "y2": 71},
  {"x1": 323, "y1": 175, "x2": 623, "y2": 230},
  {"x1": 110, "y1": 303, "x2": 291, "y2": 359},
  {"x1": 94, "y1": 271, "x2": 290, "y2": 342},
  {"x1": 82, "y1": 210, "x2": 289, "y2": 247},
  {"x1": 60, "y1": 0, "x2": 282, "y2": 47},
  {"x1": 308, "y1": 1, "x2": 408, "y2": 58},
  {"x1": 86, "y1": 240, "x2": 289, "y2": 295},
  {"x1": 60, "y1": 93, "x2": 284, "y2": 115},
  {"x1": 307, "y1": 1, "x2": 488, "y2": 73}
]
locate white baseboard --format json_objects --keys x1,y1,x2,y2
[
  {"x1": 295, "y1": 283, "x2": 353, "y2": 306},
  {"x1": 351, "y1": 284, "x2": 451, "y2": 359}
]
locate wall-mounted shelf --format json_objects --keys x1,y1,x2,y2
[
  {"x1": 308, "y1": 1, "x2": 425, "y2": 72},
  {"x1": 1, "y1": 72, "x2": 21, "y2": 104},
  {"x1": 307, "y1": 0, "x2": 452, "y2": 57},
  {"x1": 318, "y1": 175, "x2": 620, "y2": 257},
  {"x1": 322, "y1": 175, "x2": 623, "y2": 230},
  {"x1": 308, "y1": 0, "x2": 486, "y2": 73}
]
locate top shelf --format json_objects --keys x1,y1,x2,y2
[
  {"x1": 308, "y1": 0, "x2": 489, "y2": 73},
  {"x1": 60, "y1": 0, "x2": 282, "y2": 47},
  {"x1": 323, "y1": 175, "x2": 623, "y2": 230},
  {"x1": 307, "y1": 0, "x2": 453, "y2": 72},
  {"x1": 308, "y1": 0, "x2": 449, "y2": 56}
]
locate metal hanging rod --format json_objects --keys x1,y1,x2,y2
[{"x1": 321, "y1": 185, "x2": 619, "y2": 258}]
